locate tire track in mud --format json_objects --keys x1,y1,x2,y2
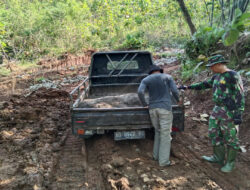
[
  {"x1": 50, "y1": 132, "x2": 87, "y2": 190},
  {"x1": 50, "y1": 133, "x2": 108, "y2": 190},
  {"x1": 84, "y1": 136, "x2": 109, "y2": 190}
]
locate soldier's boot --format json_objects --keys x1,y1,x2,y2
[
  {"x1": 221, "y1": 147, "x2": 237, "y2": 173},
  {"x1": 202, "y1": 145, "x2": 225, "y2": 165}
]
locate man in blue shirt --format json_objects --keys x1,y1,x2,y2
[{"x1": 138, "y1": 65, "x2": 179, "y2": 166}]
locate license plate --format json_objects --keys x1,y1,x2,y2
[{"x1": 114, "y1": 130, "x2": 145, "y2": 141}]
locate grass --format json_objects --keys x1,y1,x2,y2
[
  {"x1": 18, "y1": 61, "x2": 38, "y2": 70},
  {"x1": 0, "y1": 59, "x2": 38, "y2": 78},
  {"x1": 0, "y1": 66, "x2": 11, "y2": 77},
  {"x1": 35, "y1": 77, "x2": 46, "y2": 83}
]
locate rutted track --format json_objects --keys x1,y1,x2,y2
[
  {"x1": 50, "y1": 132, "x2": 108, "y2": 190},
  {"x1": 50, "y1": 132, "x2": 87, "y2": 190}
]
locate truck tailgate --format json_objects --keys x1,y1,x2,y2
[{"x1": 72, "y1": 106, "x2": 184, "y2": 131}]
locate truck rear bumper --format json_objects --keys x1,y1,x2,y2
[{"x1": 71, "y1": 106, "x2": 184, "y2": 138}]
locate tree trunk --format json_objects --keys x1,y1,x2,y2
[{"x1": 176, "y1": 0, "x2": 196, "y2": 35}]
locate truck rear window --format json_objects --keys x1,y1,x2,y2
[{"x1": 107, "y1": 60, "x2": 139, "y2": 70}]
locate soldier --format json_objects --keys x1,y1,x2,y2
[
  {"x1": 179, "y1": 54, "x2": 245, "y2": 172},
  {"x1": 138, "y1": 65, "x2": 179, "y2": 166}
]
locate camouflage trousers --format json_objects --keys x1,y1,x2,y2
[{"x1": 208, "y1": 105, "x2": 240, "y2": 150}]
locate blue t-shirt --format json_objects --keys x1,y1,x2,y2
[{"x1": 138, "y1": 73, "x2": 179, "y2": 110}]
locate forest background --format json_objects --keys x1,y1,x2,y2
[{"x1": 0, "y1": 0, "x2": 249, "y2": 79}]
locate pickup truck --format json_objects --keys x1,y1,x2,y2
[{"x1": 70, "y1": 51, "x2": 184, "y2": 140}]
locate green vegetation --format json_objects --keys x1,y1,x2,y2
[
  {"x1": 0, "y1": 60, "x2": 38, "y2": 77},
  {"x1": 0, "y1": 22, "x2": 6, "y2": 49},
  {"x1": 35, "y1": 77, "x2": 46, "y2": 83},
  {"x1": 184, "y1": 7, "x2": 249, "y2": 60},
  {"x1": 0, "y1": 66, "x2": 11, "y2": 77},
  {"x1": 18, "y1": 61, "x2": 38, "y2": 70},
  {"x1": 182, "y1": 0, "x2": 250, "y2": 81},
  {"x1": 0, "y1": 0, "x2": 210, "y2": 61},
  {"x1": 0, "y1": 0, "x2": 249, "y2": 80}
]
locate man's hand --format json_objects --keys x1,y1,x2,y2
[
  {"x1": 177, "y1": 97, "x2": 183, "y2": 106},
  {"x1": 177, "y1": 101, "x2": 183, "y2": 106},
  {"x1": 233, "y1": 113, "x2": 242, "y2": 125},
  {"x1": 178, "y1": 85, "x2": 188, "y2": 90}
]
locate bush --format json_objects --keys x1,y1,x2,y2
[
  {"x1": 185, "y1": 26, "x2": 225, "y2": 59},
  {"x1": 121, "y1": 31, "x2": 147, "y2": 49}
]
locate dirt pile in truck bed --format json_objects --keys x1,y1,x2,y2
[{"x1": 79, "y1": 93, "x2": 148, "y2": 108}]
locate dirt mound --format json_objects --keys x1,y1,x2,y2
[{"x1": 37, "y1": 50, "x2": 95, "y2": 69}]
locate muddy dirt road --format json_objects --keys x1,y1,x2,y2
[{"x1": 0, "y1": 59, "x2": 250, "y2": 190}]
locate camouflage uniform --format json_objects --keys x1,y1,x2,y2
[{"x1": 189, "y1": 71, "x2": 245, "y2": 150}]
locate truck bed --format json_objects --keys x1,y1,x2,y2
[{"x1": 72, "y1": 92, "x2": 183, "y2": 132}]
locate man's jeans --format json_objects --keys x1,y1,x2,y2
[{"x1": 149, "y1": 108, "x2": 173, "y2": 166}]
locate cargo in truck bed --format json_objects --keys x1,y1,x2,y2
[{"x1": 78, "y1": 93, "x2": 149, "y2": 108}]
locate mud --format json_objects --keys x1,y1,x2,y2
[
  {"x1": 0, "y1": 88, "x2": 71, "y2": 189},
  {"x1": 0, "y1": 59, "x2": 250, "y2": 190},
  {"x1": 51, "y1": 132, "x2": 86, "y2": 190}
]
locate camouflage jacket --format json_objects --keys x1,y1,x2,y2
[{"x1": 189, "y1": 70, "x2": 245, "y2": 115}]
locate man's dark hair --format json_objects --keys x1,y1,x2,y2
[{"x1": 148, "y1": 65, "x2": 163, "y2": 74}]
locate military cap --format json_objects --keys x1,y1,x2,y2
[{"x1": 206, "y1": 54, "x2": 229, "y2": 67}]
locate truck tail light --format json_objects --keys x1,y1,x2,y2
[
  {"x1": 172, "y1": 126, "x2": 179, "y2": 132},
  {"x1": 76, "y1": 121, "x2": 85, "y2": 123},
  {"x1": 77, "y1": 129, "x2": 85, "y2": 135}
]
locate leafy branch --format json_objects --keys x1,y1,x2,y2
[{"x1": 222, "y1": 9, "x2": 250, "y2": 46}]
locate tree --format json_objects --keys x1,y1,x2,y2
[{"x1": 176, "y1": 0, "x2": 197, "y2": 35}]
